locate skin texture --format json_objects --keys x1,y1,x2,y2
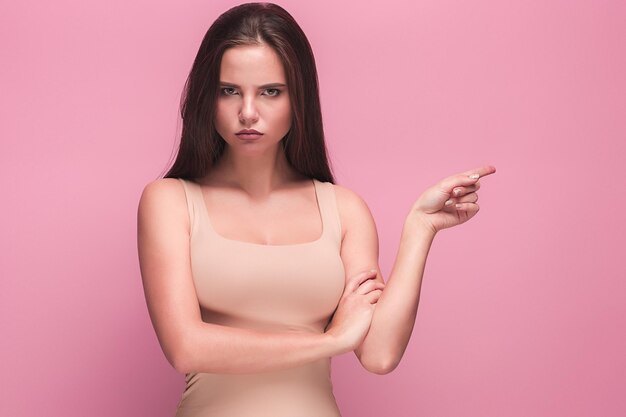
[{"x1": 137, "y1": 41, "x2": 497, "y2": 376}]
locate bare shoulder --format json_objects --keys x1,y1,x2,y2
[
  {"x1": 332, "y1": 183, "x2": 370, "y2": 212},
  {"x1": 140, "y1": 177, "x2": 185, "y2": 201},
  {"x1": 331, "y1": 183, "x2": 377, "y2": 240},
  {"x1": 138, "y1": 177, "x2": 189, "y2": 233}
]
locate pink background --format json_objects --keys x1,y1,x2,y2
[{"x1": 2, "y1": 0, "x2": 625, "y2": 416}]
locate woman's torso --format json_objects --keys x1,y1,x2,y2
[{"x1": 174, "y1": 177, "x2": 346, "y2": 417}]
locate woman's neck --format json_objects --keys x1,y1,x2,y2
[{"x1": 205, "y1": 144, "x2": 305, "y2": 199}]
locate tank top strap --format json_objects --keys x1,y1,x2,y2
[
  {"x1": 177, "y1": 178, "x2": 204, "y2": 236},
  {"x1": 313, "y1": 179, "x2": 342, "y2": 247}
]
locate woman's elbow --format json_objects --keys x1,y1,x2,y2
[
  {"x1": 164, "y1": 338, "x2": 194, "y2": 374},
  {"x1": 171, "y1": 352, "x2": 191, "y2": 374},
  {"x1": 361, "y1": 355, "x2": 400, "y2": 375}
]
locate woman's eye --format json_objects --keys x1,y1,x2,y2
[
  {"x1": 221, "y1": 87, "x2": 237, "y2": 96},
  {"x1": 264, "y1": 88, "x2": 280, "y2": 97}
]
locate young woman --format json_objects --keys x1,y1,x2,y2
[{"x1": 137, "y1": 3, "x2": 496, "y2": 416}]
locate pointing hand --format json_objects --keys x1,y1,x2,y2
[{"x1": 409, "y1": 165, "x2": 496, "y2": 234}]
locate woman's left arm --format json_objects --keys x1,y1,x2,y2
[{"x1": 337, "y1": 165, "x2": 496, "y2": 374}]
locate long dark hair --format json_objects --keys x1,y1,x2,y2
[{"x1": 163, "y1": 2, "x2": 335, "y2": 183}]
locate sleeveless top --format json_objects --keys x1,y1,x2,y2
[{"x1": 174, "y1": 178, "x2": 346, "y2": 417}]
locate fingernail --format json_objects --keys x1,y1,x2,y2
[
  {"x1": 469, "y1": 174, "x2": 479, "y2": 179},
  {"x1": 454, "y1": 189, "x2": 461, "y2": 196},
  {"x1": 445, "y1": 199, "x2": 454, "y2": 206},
  {"x1": 455, "y1": 203, "x2": 463, "y2": 209}
]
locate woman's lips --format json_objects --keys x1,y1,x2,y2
[
  {"x1": 235, "y1": 132, "x2": 263, "y2": 140},
  {"x1": 236, "y1": 129, "x2": 263, "y2": 140}
]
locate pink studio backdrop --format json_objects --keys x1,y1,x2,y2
[{"x1": 2, "y1": 0, "x2": 625, "y2": 416}]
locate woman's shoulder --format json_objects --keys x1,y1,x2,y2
[
  {"x1": 329, "y1": 182, "x2": 376, "y2": 239},
  {"x1": 331, "y1": 182, "x2": 370, "y2": 212},
  {"x1": 140, "y1": 178, "x2": 187, "y2": 202},
  {"x1": 138, "y1": 178, "x2": 190, "y2": 227}
]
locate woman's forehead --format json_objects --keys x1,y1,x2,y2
[{"x1": 220, "y1": 44, "x2": 286, "y2": 85}]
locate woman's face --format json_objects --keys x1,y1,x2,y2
[{"x1": 214, "y1": 43, "x2": 292, "y2": 154}]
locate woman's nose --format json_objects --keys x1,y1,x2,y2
[{"x1": 238, "y1": 96, "x2": 259, "y2": 124}]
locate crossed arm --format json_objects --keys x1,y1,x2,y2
[
  {"x1": 333, "y1": 184, "x2": 435, "y2": 375},
  {"x1": 137, "y1": 178, "x2": 432, "y2": 375},
  {"x1": 141, "y1": 163, "x2": 494, "y2": 376}
]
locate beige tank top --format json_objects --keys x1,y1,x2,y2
[{"x1": 175, "y1": 178, "x2": 346, "y2": 417}]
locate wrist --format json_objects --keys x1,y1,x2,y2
[
  {"x1": 403, "y1": 213, "x2": 437, "y2": 240},
  {"x1": 321, "y1": 330, "x2": 343, "y2": 357},
  {"x1": 322, "y1": 330, "x2": 350, "y2": 356}
]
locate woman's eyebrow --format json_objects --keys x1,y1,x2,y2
[{"x1": 219, "y1": 81, "x2": 287, "y2": 88}]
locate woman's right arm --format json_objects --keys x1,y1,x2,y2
[{"x1": 136, "y1": 179, "x2": 377, "y2": 375}]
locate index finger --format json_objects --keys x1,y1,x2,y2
[
  {"x1": 439, "y1": 165, "x2": 496, "y2": 191},
  {"x1": 464, "y1": 165, "x2": 496, "y2": 179}
]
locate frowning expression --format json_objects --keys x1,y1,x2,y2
[{"x1": 214, "y1": 43, "x2": 292, "y2": 153}]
